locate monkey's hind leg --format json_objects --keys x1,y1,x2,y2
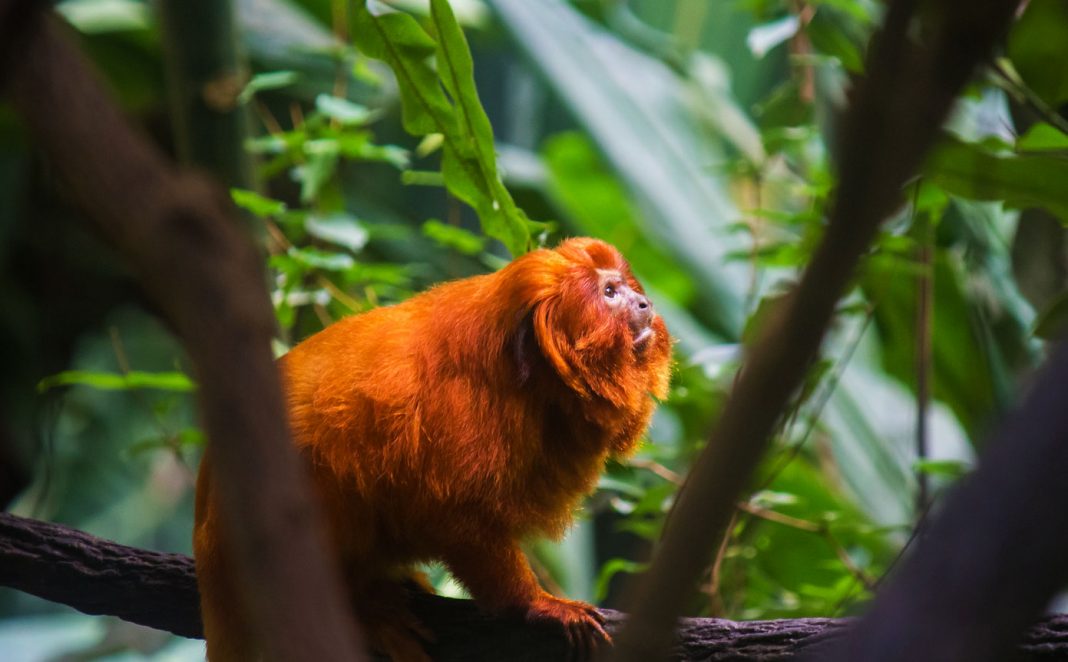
[
  {"x1": 196, "y1": 535, "x2": 259, "y2": 661},
  {"x1": 354, "y1": 577, "x2": 436, "y2": 662}
]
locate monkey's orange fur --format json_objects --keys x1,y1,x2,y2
[{"x1": 194, "y1": 238, "x2": 672, "y2": 660}]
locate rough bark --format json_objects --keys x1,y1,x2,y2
[{"x1": 3, "y1": 513, "x2": 1068, "y2": 661}]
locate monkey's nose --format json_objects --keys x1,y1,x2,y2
[{"x1": 630, "y1": 293, "x2": 653, "y2": 327}]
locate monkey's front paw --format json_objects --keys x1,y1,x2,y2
[{"x1": 525, "y1": 595, "x2": 610, "y2": 660}]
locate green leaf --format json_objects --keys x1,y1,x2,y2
[
  {"x1": 299, "y1": 139, "x2": 341, "y2": 203},
  {"x1": 244, "y1": 134, "x2": 290, "y2": 155},
  {"x1": 38, "y1": 370, "x2": 196, "y2": 393},
  {"x1": 351, "y1": 0, "x2": 531, "y2": 255},
  {"x1": 431, "y1": 0, "x2": 529, "y2": 256},
  {"x1": 385, "y1": 0, "x2": 490, "y2": 26},
  {"x1": 1007, "y1": 0, "x2": 1068, "y2": 107},
  {"x1": 239, "y1": 70, "x2": 300, "y2": 104},
  {"x1": 179, "y1": 427, "x2": 207, "y2": 448},
  {"x1": 287, "y1": 246, "x2": 355, "y2": 272},
  {"x1": 806, "y1": 9, "x2": 864, "y2": 72},
  {"x1": 1017, "y1": 123, "x2": 1068, "y2": 152},
  {"x1": 750, "y1": 490, "x2": 802, "y2": 508},
  {"x1": 422, "y1": 219, "x2": 486, "y2": 255},
  {"x1": 231, "y1": 188, "x2": 287, "y2": 216},
  {"x1": 401, "y1": 170, "x2": 447, "y2": 186},
  {"x1": 428, "y1": 0, "x2": 534, "y2": 255},
  {"x1": 912, "y1": 459, "x2": 970, "y2": 479},
  {"x1": 924, "y1": 136, "x2": 1068, "y2": 222},
  {"x1": 314, "y1": 94, "x2": 374, "y2": 125},
  {"x1": 595, "y1": 475, "x2": 645, "y2": 498},
  {"x1": 337, "y1": 136, "x2": 410, "y2": 168},
  {"x1": 305, "y1": 213, "x2": 370, "y2": 252},
  {"x1": 747, "y1": 15, "x2": 800, "y2": 59},
  {"x1": 57, "y1": 0, "x2": 150, "y2": 34},
  {"x1": 352, "y1": 4, "x2": 453, "y2": 136},
  {"x1": 593, "y1": 558, "x2": 647, "y2": 602}
]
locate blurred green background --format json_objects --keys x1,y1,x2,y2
[{"x1": 3, "y1": 0, "x2": 1068, "y2": 659}]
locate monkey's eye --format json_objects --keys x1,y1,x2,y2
[{"x1": 603, "y1": 284, "x2": 617, "y2": 299}]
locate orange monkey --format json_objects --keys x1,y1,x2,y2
[{"x1": 194, "y1": 237, "x2": 672, "y2": 660}]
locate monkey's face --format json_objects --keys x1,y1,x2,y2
[
  {"x1": 595, "y1": 268, "x2": 655, "y2": 349},
  {"x1": 521, "y1": 239, "x2": 671, "y2": 401}
]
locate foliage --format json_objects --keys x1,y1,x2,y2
[
  {"x1": 7, "y1": 0, "x2": 1068, "y2": 658},
  {"x1": 350, "y1": 0, "x2": 542, "y2": 256}
]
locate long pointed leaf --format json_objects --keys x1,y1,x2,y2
[{"x1": 351, "y1": 1, "x2": 530, "y2": 255}]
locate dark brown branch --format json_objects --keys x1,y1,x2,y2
[
  {"x1": 811, "y1": 344, "x2": 1068, "y2": 662},
  {"x1": 5, "y1": 512, "x2": 1068, "y2": 661},
  {"x1": 611, "y1": 1, "x2": 1022, "y2": 659},
  {"x1": 0, "y1": 513, "x2": 202, "y2": 638},
  {"x1": 0, "y1": 4, "x2": 362, "y2": 660}
]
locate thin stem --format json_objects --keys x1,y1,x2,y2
[{"x1": 914, "y1": 197, "x2": 934, "y2": 516}]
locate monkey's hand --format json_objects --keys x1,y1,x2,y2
[
  {"x1": 525, "y1": 593, "x2": 611, "y2": 660},
  {"x1": 446, "y1": 543, "x2": 611, "y2": 659}
]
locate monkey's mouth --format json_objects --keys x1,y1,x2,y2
[{"x1": 632, "y1": 326, "x2": 654, "y2": 348}]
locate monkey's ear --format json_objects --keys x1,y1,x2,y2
[
  {"x1": 512, "y1": 313, "x2": 535, "y2": 385},
  {"x1": 532, "y1": 302, "x2": 589, "y2": 396}
]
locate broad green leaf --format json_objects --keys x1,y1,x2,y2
[
  {"x1": 231, "y1": 188, "x2": 287, "y2": 216},
  {"x1": 925, "y1": 136, "x2": 1068, "y2": 222},
  {"x1": 352, "y1": 5, "x2": 453, "y2": 135},
  {"x1": 38, "y1": 370, "x2": 196, "y2": 393},
  {"x1": 1017, "y1": 123, "x2": 1068, "y2": 152},
  {"x1": 351, "y1": 1, "x2": 530, "y2": 255},
  {"x1": 1007, "y1": 0, "x2": 1068, "y2": 107},
  {"x1": 430, "y1": 0, "x2": 530, "y2": 254}
]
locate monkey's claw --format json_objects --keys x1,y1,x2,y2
[{"x1": 526, "y1": 595, "x2": 611, "y2": 661}]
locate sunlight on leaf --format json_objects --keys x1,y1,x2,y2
[{"x1": 38, "y1": 370, "x2": 196, "y2": 393}]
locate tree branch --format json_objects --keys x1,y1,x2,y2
[
  {"x1": 611, "y1": 0, "x2": 1022, "y2": 659},
  {"x1": 0, "y1": 513, "x2": 201, "y2": 638},
  {"x1": 5, "y1": 512, "x2": 1068, "y2": 661},
  {"x1": 0, "y1": 4, "x2": 362, "y2": 660}
]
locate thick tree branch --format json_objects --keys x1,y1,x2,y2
[
  {"x1": 612, "y1": 1, "x2": 1022, "y2": 660},
  {"x1": 0, "y1": 4, "x2": 362, "y2": 660},
  {"x1": 5, "y1": 513, "x2": 1068, "y2": 661},
  {"x1": 0, "y1": 513, "x2": 201, "y2": 638}
]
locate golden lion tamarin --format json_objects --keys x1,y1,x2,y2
[{"x1": 194, "y1": 237, "x2": 672, "y2": 660}]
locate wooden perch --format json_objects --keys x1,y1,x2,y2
[{"x1": 3, "y1": 512, "x2": 1068, "y2": 661}]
